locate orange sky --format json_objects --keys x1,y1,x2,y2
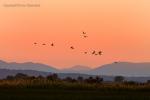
[{"x1": 0, "y1": 0, "x2": 150, "y2": 69}]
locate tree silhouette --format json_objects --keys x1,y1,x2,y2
[
  {"x1": 114, "y1": 76, "x2": 125, "y2": 82},
  {"x1": 95, "y1": 76, "x2": 103, "y2": 83},
  {"x1": 147, "y1": 80, "x2": 150, "y2": 84},
  {"x1": 85, "y1": 76, "x2": 94, "y2": 83},
  {"x1": 15, "y1": 73, "x2": 29, "y2": 79},
  {"x1": 47, "y1": 73, "x2": 59, "y2": 81},
  {"x1": 64, "y1": 77, "x2": 77, "y2": 82},
  {"x1": 37, "y1": 75, "x2": 44, "y2": 79},
  {"x1": 77, "y1": 76, "x2": 83, "y2": 81},
  {"x1": 6, "y1": 75, "x2": 14, "y2": 80}
]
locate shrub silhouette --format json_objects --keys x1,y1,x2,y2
[{"x1": 85, "y1": 76, "x2": 103, "y2": 83}]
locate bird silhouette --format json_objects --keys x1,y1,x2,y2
[
  {"x1": 51, "y1": 43, "x2": 54, "y2": 46},
  {"x1": 42, "y1": 43, "x2": 46, "y2": 45},
  {"x1": 84, "y1": 52, "x2": 87, "y2": 54},
  {"x1": 98, "y1": 51, "x2": 103, "y2": 55},
  {"x1": 70, "y1": 46, "x2": 75, "y2": 50},
  {"x1": 92, "y1": 51, "x2": 96, "y2": 54},
  {"x1": 34, "y1": 42, "x2": 37, "y2": 45},
  {"x1": 83, "y1": 31, "x2": 86, "y2": 34},
  {"x1": 83, "y1": 35, "x2": 88, "y2": 38},
  {"x1": 114, "y1": 62, "x2": 118, "y2": 64}
]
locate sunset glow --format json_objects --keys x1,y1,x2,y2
[{"x1": 0, "y1": 0, "x2": 150, "y2": 68}]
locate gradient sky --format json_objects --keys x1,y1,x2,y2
[{"x1": 0, "y1": 0, "x2": 150, "y2": 69}]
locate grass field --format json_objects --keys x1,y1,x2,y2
[
  {"x1": 0, "y1": 88, "x2": 150, "y2": 100},
  {"x1": 0, "y1": 79, "x2": 150, "y2": 100}
]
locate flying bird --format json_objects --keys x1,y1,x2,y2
[
  {"x1": 34, "y1": 42, "x2": 37, "y2": 45},
  {"x1": 92, "y1": 51, "x2": 96, "y2": 54},
  {"x1": 51, "y1": 43, "x2": 54, "y2": 46},
  {"x1": 98, "y1": 51, "x2": 103, "y2": 55},
  {"x1": 82, "y1": 31, "x2": 88, "y2": 38},
  {"x1": 83, "y1": 35, "x2": 88, "y2": 38},
  {"x1": 70, "y1": 46, "x2": 75, "y2": 50},
  {"x1": 114, "y1": 62, "x2": 118, "y2": 64},
  {"x1": 84, "y1": 52, "x2": 87, "y2": 54},
  {"x1": 82, "y1": 31, "x2": 86, "y2": 34}
]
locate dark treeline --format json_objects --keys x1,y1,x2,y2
[
  {"x1": 5, "y1": 73, "x2": 104, "y2": 84},
  {"x1": 3, "y1": 73, "x2": 150, "y2": 84}
]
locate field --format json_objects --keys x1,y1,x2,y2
[
  {"x1": 1, "y1": 88, "x2": 150, "y2": 100},
  {"x1": 0, "y1": 79, "x2": 150, "y2": 100}
]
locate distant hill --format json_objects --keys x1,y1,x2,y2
[
  {"x1": 0, "y1": 69, "x2": 96, "y2": 80},
  {"x1": 0, "y1": 60, "x2": 59, "y2": 72},
  {"x1": 90, "y1": 62, "x2": 150, "y2": 76},
  {"x1": 62, "y1": 62, "x2": 150, "y2": 77},
  {"x1": 1, "y1": 60, "x2": 150, "y2": 77},
  {"x1": 62, "y1": 65, "x2": 91, "y2": 74},
  {"x1": 0, "y1": 69, "x2": 50, "y2": 78}
]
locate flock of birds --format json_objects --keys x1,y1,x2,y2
[{"x1": 33, "y1": 32, "x2": 103, "y2": 56}]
